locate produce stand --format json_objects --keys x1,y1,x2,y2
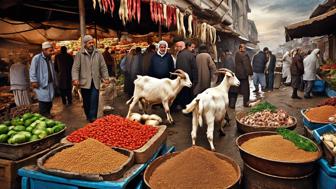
[
  {"x1": 18, "y1": 144, "x2": 175, "y2": 189},
  {"x1": 301, "y1": 109, "x2": 329, "y2": 130}
]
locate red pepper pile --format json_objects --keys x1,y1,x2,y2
[{"x1": 67, "y1": 115, "x2": 159, "y2": 150}]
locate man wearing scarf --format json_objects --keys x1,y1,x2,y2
[
  {"x1": 148, "y1": 40, "x2": 174, "y2": 79},
  {"x1": 30, "y1": 42, "x2": 57, "y2": 117},
  {"x1": 72, "y1": 35, "x2": 109, "y2": 122}
]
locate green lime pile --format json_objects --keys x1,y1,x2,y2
[{"x1": 0, "y1": 113, "x2": 65, "y2": 145}]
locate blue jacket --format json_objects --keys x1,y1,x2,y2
[
  {"x1": 30, "y1": 53, "x2": 56, "y2": 102},
  {"x1": 149, "y1": 53, "x2": 174, "y2": 79},
  {"x1": 252, "y1": 51, "x2": 267, "y2": 73}
]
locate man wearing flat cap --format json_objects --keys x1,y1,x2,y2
[
  {"x1": 30, "y1": 41, "x2": 56, "y2": 117},
  {"x1": 72, "y1": 35, "x2": 109, "y2": 122}
]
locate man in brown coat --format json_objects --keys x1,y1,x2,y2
[
  {"x1": 290, "y1": 48, "x2": 304, "y2": 99},
  {"x1": 232, "y1": 44, "x2": 253, "y2": 107},
  {"x1": 193, "y1": 44, "x2": 217, "y2": 95}
]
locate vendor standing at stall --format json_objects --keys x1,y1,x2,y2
[
  {"x1": 30, "y1": 42, "x2": 56, "y2": 117},
  {"x1": 149, "y1": 40, "x2": 174, "y2": 79},
  {"x1": 72, "y1": 35, "x2": 109, "y2": 122},
  {"x1": 10, "y1": 55, "x2": 31, "y2": 106}
]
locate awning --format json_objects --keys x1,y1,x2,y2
[{"x1": 285, "y1": 8, "x2": 336, "y2": 41}]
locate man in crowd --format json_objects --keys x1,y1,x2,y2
[
  {"x1": 193, "y1": 44, "x2": 217, "y2": 96},
  {"x1": 266, "y1": 51, "x2": 276, "y2": 91},
  {"x1": 149, "y1": 40, "x2": 174, "y2": 79},
  {"x1": 142, "y1": 44, "x2": 156, "y2": 75},
  {"x1": 175, "y1": 41, "x2": 198, "y2": 109},
  {"x1": 290, "y1": 48, "x2": 304, "y2": 99},
  {"x1": 172, "y1": 41, "x2": 185, "y2": 68},
  {"x1": 186, "y1": 41, "x2": 196, "y2": 56},
  {"x1": 72, "y1": 35, "x2": 109, "y2": 122},
  {"x1": 252, "y1": 47, "x2": 268, "y2": 93},
  {"x1": 102, "y1": 47, "x2": 116, "y2": 77},
  {"x1": 10, "y1": 55, "x2": 31, "y2": 106},
  {"x1": 232, "y1": 44, "x2": 253, "y2": 107},
  {"x1": 303, "y1": 49, "x2": 321, "y2": 98},
  {"x1": 220, "y1": 49, "x2": 237, "y2": 108},
  {"x1": 30, "y1": 42, "x2": 56, "y2": 117},
  {"x1": 55, "y1": 46, "x2": 73, "y2": 106},
  {"x1": 124, "y1": 47, "x2": 142, "y2": 97}
]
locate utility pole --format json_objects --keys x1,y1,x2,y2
[{"x1": 78, "y1": 0, "x2": 86, "y2": 47}]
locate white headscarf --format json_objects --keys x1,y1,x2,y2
[{"x1": 157, "y1": 40, "x2": 168, "y2": 57}]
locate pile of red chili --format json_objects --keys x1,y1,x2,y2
[
  {"x1": 318, "y1": 97, "x2": 336, "y2": 107},
  {"x1": 67, "y1": 115, "x2": 158, "y2": 150}
]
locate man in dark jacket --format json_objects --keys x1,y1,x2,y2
[
  {"x1": 55, "y1": 46, "x2": 73, "y2": 105},
  {"x1": 102, "y1": 47, "x2": 116, "y2": 77},
  {"x1": 232, "y1": 44, "x2": 253, "y2": 107},
  {"x1": 266, "y1": 51, "x2": 276, "y2": 91},
  {"x1": 221, "y1": 50, "x2": 237, "y2": 108},
  {"x1": 175, "y1": 41, "x2": 198, "y2": 108},
  {"x1": 291, "y1": 48, "x2": 304, "y2": 99},
  {"x1": 125, "y1": 47, "x2": 142, "y2": 97},
  {"x1": 149, "y1": 40, "x2": 174, "y2": 79},
  {"x1": 142, "y1": 44, "x2": 156, "y2": 75},
  {"x1": 252, "y1": 47, "x2": 268, "y2": 92}
]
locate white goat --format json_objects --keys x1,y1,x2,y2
[
  {"x1": 126, "y1": 69, "x2": 192, "y2": 123},
  {"x1": 182, "y1": 68, "x2": 240, "y2": 151}
]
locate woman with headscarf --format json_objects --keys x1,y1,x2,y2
[
  {"x1": 303, "y1": 49, "x2": 321, "y2": 98},
  {"x1": 148, "y1": 40, "x2": 174, "y2": 79}
]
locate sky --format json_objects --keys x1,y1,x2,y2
[{"x1": 248, "y1": 0, "x2": 324, "y2": 51}]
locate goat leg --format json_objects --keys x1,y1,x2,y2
[
  {"x1": 163, "y1": 101, "x2": 174, "y2": 124},
  {"x1": 206, "y1": 119, "x2": 216, "y2": 151},
  {"x1": 191, "y1": 111, "x2": 198, "y2": 145}
]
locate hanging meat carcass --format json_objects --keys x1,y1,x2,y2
[
  {"x1": 200, "y1": 23, "x2": 207, "y2": 43},
  {"x1": 92, "y1": 0, "x2": 97, "y2": 10},
  {"x1": 179, "y1": 12, "x2": 186, "y2": 38},
  {"x1": 176, "y1": 8, "x2": 180, "y2": 34},
  {"x1": 187, "y1": 14, "x2": 193, "y2": 38},
  {"x1": 137, "y1": 0, "x2": 141, "y2": 23}
]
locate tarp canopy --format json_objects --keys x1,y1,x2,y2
[{"x1": 285, "y1": 7, "x2": 336, "y2": 41}]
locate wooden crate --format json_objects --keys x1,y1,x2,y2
[{"x1": 0, "y1": 144, "x2": 60, "y2": 189}]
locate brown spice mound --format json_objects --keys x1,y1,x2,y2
[
  {"x1": 241, "y1": 135, "x2": 319, "y2": 162},
  {"x1": 149, "y1": 146, "x2": 238, "y2": 189},
  {"x1": 44, "y1": 138, "x2": 129, "y2": 174},
  {"x1": 305, "y1": 105, "x2": 336, "y2": 123}
]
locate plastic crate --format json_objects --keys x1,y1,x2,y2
[
  {"x1": 312, "y1": 80, "x2": 326, "y2": 93},
  {"x1": 326, "y1": 86, "x2": 336, "y2": 97},
  {"x1": 313, "y1": 124, "x2": 336, "y2": 144},
  {"x1": 318, "y1": 159, "x2": 336, "y2": 189},
  {"x1": 19, "y1": 144, "x2": 175, "y2": 189},
  {"x1": 301, "y1": 109, "x2": 329, "y2": 130}
]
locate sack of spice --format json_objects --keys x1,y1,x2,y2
[{"x1": 43, "y1": 138, "x2": 129, "y2": 175}]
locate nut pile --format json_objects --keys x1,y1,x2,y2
[{"x1": 239, "y1": 109, "x2": 294, "y2": 127}]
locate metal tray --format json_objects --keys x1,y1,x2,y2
[
  {"x1": 37, "y1": 144, "x2": 134, "y2": 181},
  {"x1": 236, "y1": 112, "x2": 297, "y2": 133}
]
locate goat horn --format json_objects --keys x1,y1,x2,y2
[
  {"x1": 173, "y1": 69, "x2": 186, "y2": 79},
  {"x1": 217, "y1": 68, "x2": 230, "y2": 72},
  {"x1": 174, "y1": 69, "x2": 185, "y2": 74}
]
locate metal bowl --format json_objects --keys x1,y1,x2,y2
[
  {"x1": 236, "y1": 131, "x2": 322, "y2": 177},
  {"x1": 236, "y1": 112, "x2": 297, "y2": 133},
  {"x1": 144, "y1": 151, "x2": 241, "y2": 189}
]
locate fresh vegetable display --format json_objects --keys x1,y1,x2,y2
[
  {"x1": 249, "y1": 101, "x2": 277, "y2": 114},
  {"x1": 239, "y1": 109, "x2": 294, "y2": 127},
  {"x1": 277, "y1": 128, "x2": 318, "y2": 152},
  {"x1": 321, "y1": 133, "x2": 336, "y2": 153},
  {"x1": 0, "y1": 113, "x2": 65, "y2": 144},
  {"x1": 67, "y1": 115, "x2": 158, "y2": 150}
]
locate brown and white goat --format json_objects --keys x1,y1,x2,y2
[
  {"x1": 126, "y1": 69, "x2": 192, "y2": 123},
  {"x1": 182, "y1": 68, "x2": 240, "y2": 151}
]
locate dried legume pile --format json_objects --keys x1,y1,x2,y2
[
  {"x1": 305, "y1": 105, "x2": 336, "y2": 123},
  {"x1": 241, "y1": 135, "x2": 319, "y2": 162},
  {"x1": 44, "y1": 138, "x2": 128, "y2": 174},
  {"x1": 67, "y1": 115, "x2": 158, "y2": 150},
  {"x1": 149, "y1": 146, "x2": 238, "y2": 189}
]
